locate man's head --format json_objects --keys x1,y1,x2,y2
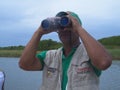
[{"x1": 56, "y1": 11, "x2": 81, "y2": 47}]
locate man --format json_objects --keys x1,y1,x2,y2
[{"x1": 19, "y1": 11, "x2": 112, "y2": 90}]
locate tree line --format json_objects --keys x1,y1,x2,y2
[
  {"x1": 0, "y1": 36, "x2": 120, "y2": 50},
  {"x1": 98, "y1": 35, "x2": 120, "y2": 49},
  {"x1": 37, "y1": 39, "x2": 62, "y2": 51},
  {"x1": 0, "y1": 39, "x2": 62, "y2": 51}
]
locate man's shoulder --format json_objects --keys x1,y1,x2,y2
[{"x1": 47, "y1": 47, "x2": 63, "y2": 54}]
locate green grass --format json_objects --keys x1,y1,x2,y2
[
  {"x1": 0, "y1": 50, "x2": 23, "y2": 57},
  {"x1": 107, "y1": 49, "x2": 120, "y2": 60},
  {"x1": 0, "y1": 49, "x2": 120, "y2": 60}
]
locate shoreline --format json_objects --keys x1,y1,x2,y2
[
  {"x1": 0, "y1": 49, "x2": 120, "y2": 60},
  {"x1": 0, "y1": 56, "x2": 120, "y2": 61}
]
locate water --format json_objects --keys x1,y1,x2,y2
[
  {"x1": 100, "y1": 61, "x2": 120, "y2": 90},
  {"x1": 0, "y1": 57, "x2": 42, "y2": 90},
  {"x1": 0, "y1": 57, "x2": 120, "y2": 90}
]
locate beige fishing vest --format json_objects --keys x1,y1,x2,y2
[{"x1": 40, "y1": 44, "x2": 99, "y2": 90}]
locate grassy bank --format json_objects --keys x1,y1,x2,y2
[
  {"x1": 0, "y1": 50, "x2": 23, "y2": 57},
  {"x1": 0, "y1": 49, "x2": 120, "y2": 60},
  {"x1": 107, "y1": 48, "x2": 120, "y2": 60}
]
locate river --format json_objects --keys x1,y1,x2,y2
[{"x1": 0, "y1": 57, "x2": 120, "y2": 90}]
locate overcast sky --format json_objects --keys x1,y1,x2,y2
[{"x1": 0, "y1": 0, "x2": 120, "y2": 47}]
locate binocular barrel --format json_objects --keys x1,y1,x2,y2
[{"x1": 41, "y1": 16, "x2": 71, "y2": 30}]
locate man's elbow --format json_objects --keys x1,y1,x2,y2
[
  {"x1": 19, "y1": 59, "x2": 30, "y2": 71},
  {"x1": 99, "y1": 57, "x2": 112, "y2": 70}
]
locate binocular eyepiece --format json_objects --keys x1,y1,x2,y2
[{"x1": 41, "y1": 16, "x2": 71, "y2": 31}]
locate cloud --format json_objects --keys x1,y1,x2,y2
[{"x1": 0, "y1": 0, "x2": 120, "y2": 46}]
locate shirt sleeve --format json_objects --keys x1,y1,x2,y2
[
  {"x1": 36, "y1": 51, "x2": 47, "y2": 68},
  {"x1": 88, "y1": 60, "x2": 102, "y2": 77}
]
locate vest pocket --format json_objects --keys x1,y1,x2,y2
[
  {"x1": 44, "y1": 67, "x2": 60, "y2": 88},
  {"x1": 71, "y1": 65, "x2": 98, "y2": 88}
]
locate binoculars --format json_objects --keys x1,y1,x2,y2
[{"x1": 41, "y1": 16, "x2": 71, "y2": 31}]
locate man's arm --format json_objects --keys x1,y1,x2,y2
[
  {"x1": 19, "y1": 26, "x2": 46, "y2": 71},
  {"x1": 69, "y1": 15, "x2": 112, "y2": 70}
]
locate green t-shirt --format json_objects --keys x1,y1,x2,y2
[{"x1": 36, "y1": 48, "x2": 101, "y2": 90}]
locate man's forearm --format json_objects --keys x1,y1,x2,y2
[
  {"x1": 78, "y1": 27, "x2": 112, "y2": 70},
  {"x1": 19, "y1": 28, "x2": 43, "y2": 68}
]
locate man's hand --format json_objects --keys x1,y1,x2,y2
[{"x1": 38, "y1": 26, "x2": 54, "y2": 36}]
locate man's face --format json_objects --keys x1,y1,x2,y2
[
  {"x1": 57, "y1": 28, "x2": 79, "y2": 45},
  {"x1": 58, "y1": 29, "x2": 71, "y2": 43},
  {"x1": 56, "y1": 11, "x2": 79, "y2": 45}
]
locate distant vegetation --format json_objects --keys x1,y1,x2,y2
[
  {"x1": 0, "y1": 45, "x2": 24, "y2": 50},
  {"x1": 0, "y1": 39, "x2": 62, "y2": 51},
  {"x1": 98, "y1": 36, "x2": 120, "y2": 49},
  {"x1": 0, "y1": 39, "x2": 62, "y2": 57},
  {"x1": 98, "y1": 36, "x2": 120, "y2": 60},
  {"x1": 38, "y1": 39, "x2": 62, "y2": 51},
  {"x1": 0, "y1": 36, "x2": 120, "y2": 59}
]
